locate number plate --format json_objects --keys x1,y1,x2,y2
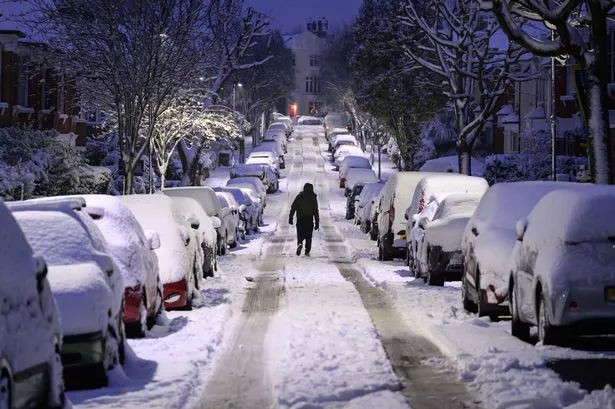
[{"x1": 606, "y1": 287, "x2": 615, "y2": 303}]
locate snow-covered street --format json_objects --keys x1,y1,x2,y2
[{"x1": 62, "y1": 128, "x2": 615, "y2": 409}]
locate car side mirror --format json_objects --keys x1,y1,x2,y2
[
  {"x1": 471, "y1": 226, "x2": 479, "y2": 236},
  {"x1": 419, "y1": 216, "x2": 430, "y2": 229},
  {"x1": 184, "y1": 213, "x2": 200, "y2": 230},
  {"x1": 34, "y1": 256, "x2": 48, "y2": 293},
  {"x1": 515, "y1": 218, "x2": 528, "y2": 241},
  {"x1": 178, "y1": 225, "x2": 191, "y2": 246},
  {"x1": 239, "y1": 204, "x2": 246, "y2": 212},
  {"x1": 210, "y1": 216, "x2": 222, "y2": 229},
  {"x1": 144, "y1": 229, "x2": 161, "y2": 250}
]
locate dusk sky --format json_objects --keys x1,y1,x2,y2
[{"x1": 247, "y1": 0, "x2": 363, "y2": 33}]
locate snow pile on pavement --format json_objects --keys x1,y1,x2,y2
[{"x1": 267, "y1": 258, "x2": 408, "y2": 409}]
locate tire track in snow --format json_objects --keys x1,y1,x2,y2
[
  {"x1": 312, "y1": 135, "x2": 483, "y2": 409},
  {"x1": 194, "y1": 134, "x2": 307, "y2": 409}
]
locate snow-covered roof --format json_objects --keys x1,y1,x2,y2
[
  {"x1": 502, "y1": 113, "x2": 519, "y2": 124},
  {"x1": 496, "y1": 104, "x2": 514, "y2": 116},
  {"x1": 524, "y1": 106, "x2": 545, "y2": 120}
]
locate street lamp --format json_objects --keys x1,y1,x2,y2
[{"x1": 232, "y1": 82, "x2": 243, "y2": 111}]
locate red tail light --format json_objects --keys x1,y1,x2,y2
[{"x1": 340, "y1": 177, "x2": 346, "y2": 188}]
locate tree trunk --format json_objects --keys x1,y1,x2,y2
[
  {"x1": 457, "y1": 138, "x2": 472, "y2": 175},
  {"x1": 159, "y1": 163, "x2": 167, "y2": 189},
  {"x1": 586, "y1": 10, "x2": 612, "y2": 184},
  {"x1": 122, "y1": 161, "x2": 134, "y2": 195},
  {"x1": 178, "y1": 141, "x2": 192, "y2": 186}
]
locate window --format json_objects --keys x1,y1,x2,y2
[
  {"x1": 305, "y1": 76, "x2": 314, "y2": 93},
  {"x1": 310, "y1": 55, "x2": 320, "y2": 67},
  {"x1": 309, "y1": 101, "x2": 321, "y2": 114},
  {"x1": 509, "y1": 132, "x2": 520, "y2": 153},
  {"x1": 16, "y1": 55, "x2": 28, "y2": 106},
  {"x1": 611, "y1": 30, "x2": 615, "y2": 83}
]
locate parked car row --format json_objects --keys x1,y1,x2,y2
[
  {"x1": 0, "y1": 170, "x2": 275, "y2": 401},
  {"x1": 340, "y1": 154, "x2": 614, "y2": 345}
]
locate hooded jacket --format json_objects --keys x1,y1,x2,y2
[{"x1": 289, "y1": 183, "x2": 319, "y2": 225}]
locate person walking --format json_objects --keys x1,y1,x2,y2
[{"x1": 289, "y1": 182, "x2": 319, "y2": 256}]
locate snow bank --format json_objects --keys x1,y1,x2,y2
[{"x1": 267, "y1": 259, "x2": 405, "y2": 408}]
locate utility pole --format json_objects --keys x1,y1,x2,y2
[{"x1": 550, "y1": 30, "x2": 557, "y2": 181}]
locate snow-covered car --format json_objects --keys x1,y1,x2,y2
[
  {"x1": 269, "y1": 121, "x2": 289, "y2": 136},
  {"x1": 332, "y1": 135, "x2": 358, "y2": 152},
  {"x1": 376, "y1": 172, "x2": 439, "y2": 260},
  {"x1": 11, "y1": 200, "x2": 125, "y2": 387},
  {"x1": 509, "y1": 187, "x2": 615, "y2": 344},
  {"x1": 461, "y1": 181, "x2": 590, "y2": 319},
  {"x1": 325, "y1": 113, "x2": 348, "y2": 134},
  {"x1": 416, "y1": 193, "x2": 483, "y2": 286},
  {"x1": 406, "y1": 193, "x2": 449, "y2": 271},
  {"x1": 168, "y1": 196, "x2": 218, "y2": 279},
  {"x1": 214, "y1": 186, "x2": 259, "y2": 233},
  {"x1": 253, "y1": 143, "x2": 285, "y2": 169},
  {"x1": 345, "y1": 182, "x2": 366, "y2": 220},
  {"x1": 327, "y1": 127, "x2": 351, "y2": 142},
  {"x1": 215, "y1": 192, "x2": 242, "y2": 247},
  {"x1": 369, "y1": 187, "x2": 387, "y2": 241},
  {"x1": 405, "y1": 175, "x2": 488, "y2": 266},
  {"x1": 328, "y1": 132, "x2": 354, "y2": 152},
  {"x1": 298, "y1": 116, "x2": 323, "y2": 126},
  {"x1": 81, "y1": 194, "x2": 163, "y2": 337},
  {"x1": 344, "y1": 168, "x2": 378, "y2": 197},
  {"x1": 231, "y1": 163, "x2": 279, "y2": 193},
  {"x1": 355, "y1": 182, "x2": 385, "y2": 232},
  {"x1": 333, "y1": 145, "x2": 364, "y2": 169},
  {"x1": 0, "y1": 200, "x2": 64, "y2": 408},
  {"x1": 121, "y1": 194, "x2": 200, "y2": 310},
  {"x1": 339, "y1": 156, "x2": 372, "y2": 187},
  {"x1": 162, "y1": 186, "x2": 226, "y2": 256},
  {"x1": 247, "y1": 151, "x2": 280, "y2": 175},
  {"x1": 226, "y1": 177, "x2": 267, "y2": 205}
]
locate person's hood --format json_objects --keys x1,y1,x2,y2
[{"x1": 303, "y1": 183, "x2": 315, "y2": 195}]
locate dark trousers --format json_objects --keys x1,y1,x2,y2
[{"x1": 296, "y1": 217, "x2": 314, "y2": 254}]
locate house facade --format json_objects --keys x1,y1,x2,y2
[
  {"x1": 0, "y1": 28, "x2": 94, "y2": 147},
  {"x1": 285, "y1": 18, "x2": 329, "y2": 117}
]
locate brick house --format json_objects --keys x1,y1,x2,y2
[{"x1": 0, "y1": 28, "x2": 93, "y2": 147}]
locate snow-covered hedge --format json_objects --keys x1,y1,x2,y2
[
  {"x1": 483, "y1": 154, "x2": 588, "y2": 185},
  {"x1": 0, "y1": 127, "x2": 108, "y2": 200}
]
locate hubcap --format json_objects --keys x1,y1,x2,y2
[{"x1": 0, "y1": 374, "x2": 11, "y2": 409}]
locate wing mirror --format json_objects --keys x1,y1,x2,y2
[
  {"x1": 515, "y1": 218, "x2": 528, "y2": 241},
  {"x1": 34, "y1": 256, "x2": 48, "y2": 293},
  {"x1": 471, "y1": 226, "x2": 479, "y2": 236},
  {"x1": 184, "y1": 213, "x2": 200, "y2": 230},
  {"x1": 239, "y1": 204, "x2": 246, "y2": 212},
  {"x1": 144, "y1": 229, "x2": 161, "y2": 250},
  {"x1": 210, "y1": 216, "x2": 222, "y2": 229},
  {"x1": 178, "y1": 225, "x2": 191, "y2": 246},
  {"x1": 418, "y1": 216, "x2": 430, "y2": 229}
]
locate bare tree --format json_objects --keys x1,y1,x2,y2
[
  {"x1": 177, "y1": 0, "x2": 272, "y2": 185},
  {"x1": 486, "y1": 0, "x2": 614, "y2": 184},
  {"x1": 401, "y1": 0, "x2": 531, "y2": 174},
  {"x1": 31, "y1": 0, "x2": 207, "y2": 194}
]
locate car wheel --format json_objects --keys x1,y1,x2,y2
[
  {"x1": 127, "y1": 296, "x2": 148, "y2": 338},
  {"x1": 0, "y1": 369, "x2": 12, "y2": 409},
  {"x1": 118, "y1": 314, "x2": 126, "y2": 366},
  {"x1": 510, "y1": 284, "x2": 530, "y2": 341},
  {"x1": 229, "y1": 229, "x2": 239, "y2": 249},
  {"x1": 149, "y1": 279, "x2": 164, "y2": 329},
  {"x1": 538, "y1": 292, "x2": 560, "y2": 345},
  {"x1": 378, "y1": 240, "x2": 393, "y2": 261},
  {"x1": 48, "y1": 344, "x2": 65, "y2": 408},
  {"x1": 220, "y1": 235, "x2": 227, "y2": 255}
]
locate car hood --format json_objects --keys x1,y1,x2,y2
[{"x1": 47, "y1": 263, "x2": 113, "y2": 336}]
